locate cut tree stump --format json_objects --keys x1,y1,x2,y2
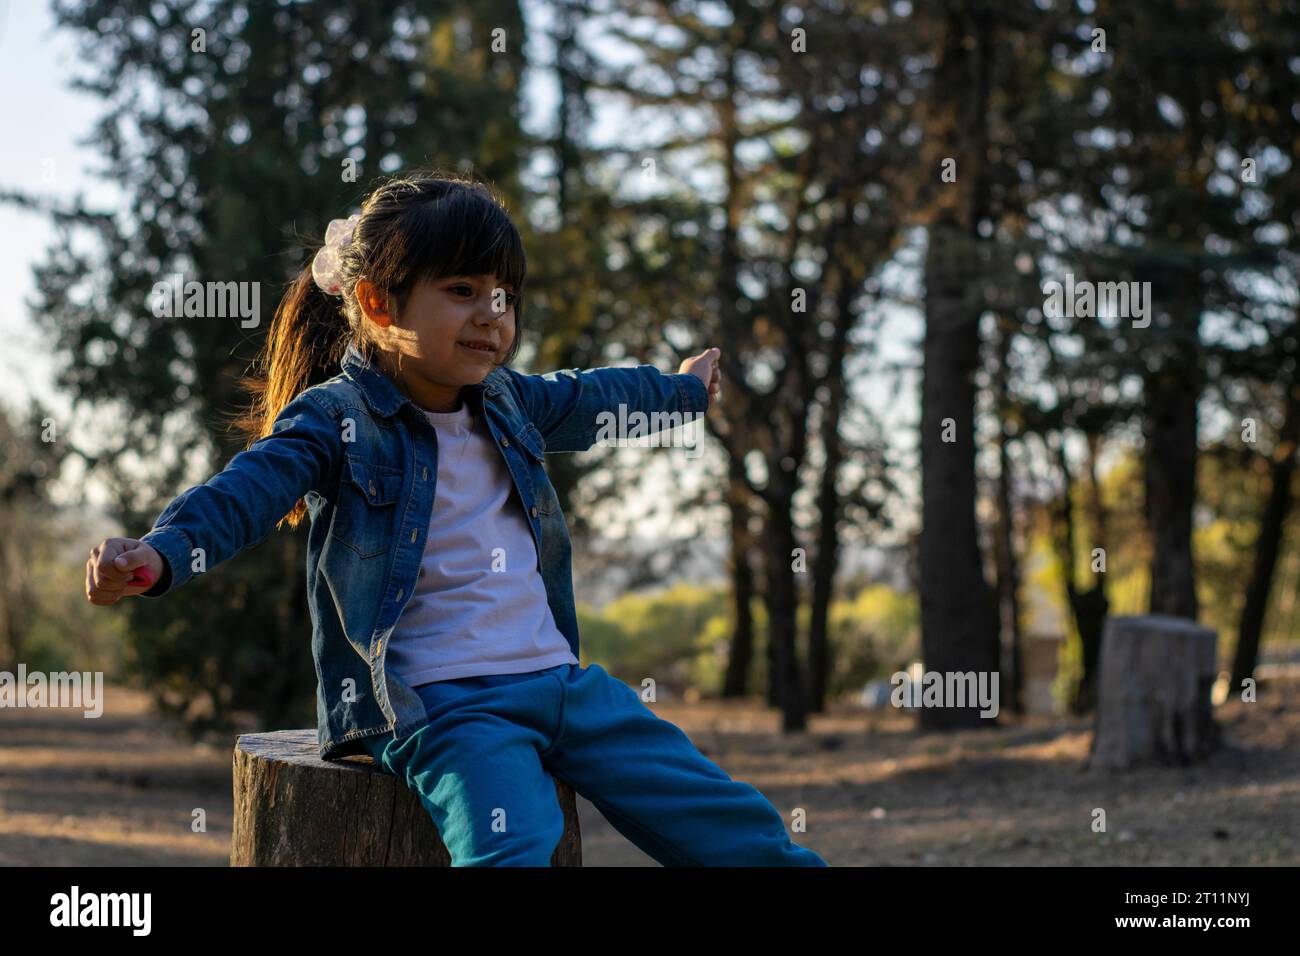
[
  {"x1": 231, "y1": 730, "x2": 582, "y2": 865},
  {"x1": 1089, "y1": 615, "x2": 1220, "y2": 771}
]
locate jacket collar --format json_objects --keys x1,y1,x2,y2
[{"x1": 341, "y1": 340, "x2": 501, "y2": 419}]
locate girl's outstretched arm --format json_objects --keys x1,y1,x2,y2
[
  {"x1": 128, "y1": 388, "x2": 342, "y2": 598},
  {"x1": 501, "y1": 348, "x2": 718, "y2": 453}
]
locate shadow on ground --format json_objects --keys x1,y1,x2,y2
[{"x1": 1, "y1": 679, "x2": 1295, "y2": 865}]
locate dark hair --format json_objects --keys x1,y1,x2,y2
[{"x1": 232, "y1": 169, "x2": 527, "y2": 529}]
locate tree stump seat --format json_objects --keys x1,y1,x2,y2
[
  {"x1": 1089, "y1": 615, "x2": 1220, "y2": 771},
  {"x1": 231, "y1": 729, "x2": 582, "y2": 865}
]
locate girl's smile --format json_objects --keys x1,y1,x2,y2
[
  {"x1": 357, "y1": 273, "x2": 517, "y2": 411},
  {"x1": 457, "y1": 338, "x2": 499, "y2": 358}
]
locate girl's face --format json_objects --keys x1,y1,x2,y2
[{"x1": 358, "y1": 273, "x2": 518, "y2": 412}]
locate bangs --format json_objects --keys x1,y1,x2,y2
[{"x1": 371, "y1": 186, "x2": 527, "y2": 296}]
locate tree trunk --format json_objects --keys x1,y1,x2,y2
[
  {"x1": 1069, "y1": 587, "x2": 1109, "y2": 714},
  {"x1": 808, "y1": 432, "x2": 842, "y2": 715},
  {"x1": 993, "y1": 440, "x2": 1022, "y2": 716},
  {"x1": 919, "y1": 223, "x2": 1000, "y2": 730},
  {"x1": 231, "y1": 730, "x2": 582, "y2": 865},
  {"x1": 991, "y1": 323, "x2": 1023, "y2": 715},
  {"x1": 762, "y1": 485, "x2": 809, "y2": 731},
  {"x1": 1144, "y1": 366, "x2": 1199, "y2": 619},
  {"x1": 808, "y1": 310, "x2": 851, "y2": 714},
  {"x1": 1089, "y1": 615, "x2": 1219, "y2": 770},
  {"x1": 722, "y1": 461, "x2": 757, "y2": 698},
  {"x1": 1051, "y1": 430, "x2": 1110, "y2": 716},
  {"x1": 1232, "y1": 343, "x2": 1300, "y2": 689},
  {"x1": 1232, "y1": 447, "x2": 1296, "y2": 688},
  {"x1": 716, "y1": 40, "x2": 763, "y2": 706},
  {"x1": 1073, "y1": 433, "x2": 1111, "y2": 714},
  {"x1": 917, "y1": 4, "x2": 1000, "y2": 730}
]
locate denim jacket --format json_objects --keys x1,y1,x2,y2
[{"x1": 138, "y1": 341, "x2": 710, "y2": 760}]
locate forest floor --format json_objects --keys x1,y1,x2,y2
[{"x1": 1, "y1": 676, "x2": 1295, "y2": 866}]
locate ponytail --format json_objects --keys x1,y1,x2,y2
[
  {"x1": 228, "y1": 263, "x2": 353, "y2": 530},
  {"x1": 225, "y1": 170, "x2": 527, "y2": 531}
]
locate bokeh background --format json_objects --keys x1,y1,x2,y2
[{"x1": 0, "y1": 0, "x2": 1297, "y2": 865}]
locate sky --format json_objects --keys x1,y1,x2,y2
[{"x1": 0, "y1": 0, "x2": 120, "y2": 418}]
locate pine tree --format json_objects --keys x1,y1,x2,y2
[{"x1": 22, "y1": 0, "x2": 528, "y2": 733}]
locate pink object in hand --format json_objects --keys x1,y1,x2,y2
[{"x1": 128, "y1": 566, "x2": 156, "y2": 588}]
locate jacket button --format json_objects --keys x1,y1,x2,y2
[
  {"x1": 396, "y1": 588, "x2": 404, "y2": 601},
  {"x1": 530, "y1": 506, "x2": 538, "y2": 518},
  {"x1": 410, "y1": 529, "x2": 417, "y2": 543},
  {"x1": 368, "y1": 480, "x2": 377, "y2": 496},
  {"x1": 422, "y1": 466, "x2": 429, "y2": 480},
  {"x1": 501, "y1": 437, "x2": 510, "y2": 447}
]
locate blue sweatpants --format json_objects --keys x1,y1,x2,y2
[{"x1": 361, "y1": 661, "x2": 827, "y2": 866}]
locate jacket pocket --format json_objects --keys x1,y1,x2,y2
[
  {"x1": 330, "y1": 454, "x2": 403, "y2": 558},
  {"x1": 517, "y1": 424, "x2": 559, "y2": 515}
]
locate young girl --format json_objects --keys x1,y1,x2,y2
[{"x1": 84, "y1": 172, "x2": 826, "y2": 867}]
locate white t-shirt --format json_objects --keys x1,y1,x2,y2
[{"x1": 384, "y1": 399, "x2": 579, "y2": 687}]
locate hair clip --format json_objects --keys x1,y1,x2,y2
[{"x1": 311, "y1": 213, "x2": 361, "y2": 296}]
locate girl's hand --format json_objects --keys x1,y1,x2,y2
[
  {"x1": 85, "y1": 538, "x2": 165, "y2": 606},
  {"x1": 678, "y1": 347, "x2": 721, "y2": 409}
]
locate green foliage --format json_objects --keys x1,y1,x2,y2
[
  {"x1": 578, "y1": 579, "x2": 919, "y2": 702},
  {"x1": 827, "y1": 585, "x2": 919, "y2": 691},
  {"x1": 18, "y1": 548, "x2": 131, "y2": 677},
  {"x1": 1198, "y1": 444, "x2": 1300, "y2": 655},
  {"x1": 1034, "y1": 443, "x2": 1300, "y2": 708},
  {"x1": 577, "y1": 582, "x2": 728, "y2": 695}
]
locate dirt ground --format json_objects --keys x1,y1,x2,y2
[{"x1": 1, "y1": 678, "x2": 1295, "y2": 866}]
